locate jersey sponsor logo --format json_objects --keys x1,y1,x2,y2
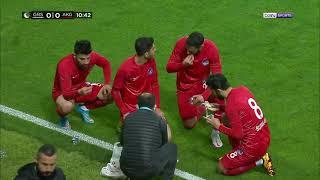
[
  {"x1": 201, "y1": 59, "x2": 209, "y2": 66},
  {"x1": 147, "y1": 67, "x2": 153, "y2": 76}
]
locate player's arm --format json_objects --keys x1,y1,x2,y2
[
  {"x1": 159, "y1": 117, "x2": 169, "y2": 144},
  {"x1": 218, "y1": 110, "x2": 243, "y2": 139},
  {"x1": 201, "y1": 89, "x2": 212, "y2": 100},
  {"x1": 199, "y1": 45, "x2": 222, "y2": 100},
  {"x1": 209, "y1": 44, "x2": 222, "y2": 74},
  {"x1": 111, "y1": 69, "x2": 130, "y2": 116},
  {"x1": 91, "y1": 52, "x2": 112, "y2": 84},
  {"x1": 58, "y1": 64, "x2": 79, "y2": 100},
  {"x1": 166, "y1": 41, "x2": 185, "y2": 73},
  {"x1": 151, "y1": 61, "x2": 161, "y2": 108}
]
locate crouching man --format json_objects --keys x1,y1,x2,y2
[{"x1": 101, "y1": 93, "x2": 177, "y2": 180}]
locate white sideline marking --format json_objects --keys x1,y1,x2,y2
[{"x1": 0, "y1": 104, "x2": 205, "y2": 180}]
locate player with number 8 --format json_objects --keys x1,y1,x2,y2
[{"x1": 204, "y1": 73, "x2": 275, "y2": 176}]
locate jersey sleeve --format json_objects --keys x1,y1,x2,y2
[
  {"x1": 58, "y1": 63, "x2": 79, "y2": 100},
  {"x1": 218, "y1": 107, "x2": 244, "y2": 139},
  {"x1": 151, "y1": 61, "x2": 160, "y2": 108},
  {"x1": 208, "y1": 44, "x2": 222, "y2": 74},
  {"x1": 202, "y1": 88, "x2": 212, "y2": 100},
  {"x1": 166, "y1": 40, "x2": 185, "y2": 73},
  {"x1": 111, "y1": 68, "x2": 130, "y2": 115},
  {"x1": 92, "y1": 52, "x2": 112, "y2": 84}
]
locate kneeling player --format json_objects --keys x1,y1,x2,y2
[
  {"x1": 166, "y1": 32, "x2": 225, "y2": 148},
  {"x1": 204, "y1": 74, "x2": 275, "y2": 176},
  {"x1": 52, "y1": 40, "x2": 113, "y2": 129}
]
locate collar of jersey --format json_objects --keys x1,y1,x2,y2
[{"x1": 139, "y1": 107, "x2": 153, "y2": 111}]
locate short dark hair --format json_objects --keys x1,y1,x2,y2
[
  {"x1": 206, "y1": 73, "x2": 230, "y2": 90},
  {"x1": 74, "y1": 40, "x2": 92, "y2": 54},
  {"x1": 138, "y1": 92, "x2": 156, "y2": 109},
  {"x1": 37, "y1": 144, "x2": 56, "y2": 159},
  {"x1": 135, "y1": 37, "x2": 154, "y2": 56},
  {"x1": 186, "y1": 32, "x2": 204, "y2": 48}
]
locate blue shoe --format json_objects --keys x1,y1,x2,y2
[
  {"x1": 76, "y1": 104, "x2": 94, "y2": 124},
  {"x1": 59, "y1": 117, "x2": 71, "y2": 130}
]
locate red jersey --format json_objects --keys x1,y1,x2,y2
[
  {"x1": 112, "y1": 55, "x2": 160, "y2": 115},
  {"x1": 219, "y1": 86, "x2": 270, "y2": 153},
  {"x1": 166, "y1": 36, "x2": 222, "y2": 92},
  {"x1": 52, "y1": 51, "x2": 111, "y2": 100}
]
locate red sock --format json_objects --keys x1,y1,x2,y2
[
  {"x1": 224, "y1": 163, "x2": 256, "y2": 175},
  {"x1": 85, "y1": 99, "x2": 107, "y2": 110}
]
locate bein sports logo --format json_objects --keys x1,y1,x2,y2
[{"x1": 263, "y1": 12, "x2": 293, "y2": 19}]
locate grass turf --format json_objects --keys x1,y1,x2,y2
[{"x1": 1, "y1": 0, "x2": 319, "y2": 179}]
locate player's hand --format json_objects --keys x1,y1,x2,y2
[
  {"x1": 78, "y1": 86, "x2": 92, "y2": 96},
  {"x1": 155, "y1": 108, "x2": 166, "y2": 122},
  {"x1": 204, "y1": 115, "x2": 221, "y2": 129},
  {"x1": 191, "y1": 95, "x2": 204, "y2": 105},
  {"x1": 182, "y1": 55, "x2": 194, "y2": 67},
  {"x1": 123, "y1": 112, "x2": 130, "y2": 119},
  {"x1": 102, "y1": 84, "x2": 112, "y2": 96},
  {"x1": 207, "y1": 103, "x2": 220, "y2": 112}
]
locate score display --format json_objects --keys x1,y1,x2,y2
[{"x1": 22, "y1": 11, "x2": 92, "y2": 19}]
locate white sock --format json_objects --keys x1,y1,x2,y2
[
  {"x1": 255, "y1": 159, "x2": 263, "y2": 166},
  {"x1": 80, "y1": 105, "x2": 89, "y2": 111},
  {"x1": 112, "y1": 142, "x2": 123, "y2": 159},
  {"x1": 212, "y1": 129, "x2": 220, "y2": 136}
]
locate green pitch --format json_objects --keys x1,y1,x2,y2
[{"x1": 1, "y1": 0, "x2": 319, "y2": 179}]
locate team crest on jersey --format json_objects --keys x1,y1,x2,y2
[
  {"x1": 147, "y1": 67, "x2": 153, "y2": 75},
  {"x1": 202, "y1": 59, "x2": 209, "y2": 66}
]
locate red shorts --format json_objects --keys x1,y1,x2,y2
[
  {"x1": 221, "y1": 128, "x2": 270, "y2": 169},
  {"x1": 52, "y1": 82, "x2": 103, "y2": 103},
  {"x1": 220, "y1": 145, "x2": 267, "y2": 169},
  {"x1": 177, "y1": 85, "x2": 225, "y2": 121}
]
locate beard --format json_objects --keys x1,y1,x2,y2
[
  {"x1": 213, "y1": 90, "x2": 225, "y2": 100},
  {"x1": 144, "y1": 55, "x2": 154, "y2": 60},
  {"x1": 77, "y1": 63, "x2": 89, "y2": 70},
  {"x1": 216, "y1": 94, "x2": 225, "y2": 100},
  {"x1": 80, "y1": 65, "x2": 89, "y2": 70},
  {"x1": 191, "y1": 50, "x2": 200, "y2": 55}
]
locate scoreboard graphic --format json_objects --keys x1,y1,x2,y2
[{"x1": 22, "y1": 11, "x2": 92, "y2": 19}]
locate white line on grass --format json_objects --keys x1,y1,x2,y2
[{"x1": 0, "y1": 104, "x2": 205, "y2": 180}]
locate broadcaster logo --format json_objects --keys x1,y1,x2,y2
[{"x1": 263, "y1": 12, "x2": 293, "y2": 19}]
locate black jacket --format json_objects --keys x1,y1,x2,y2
[
  {"x1": 14, "y1": 162, "x2": 66, "y2": 180},
  {"x1": 120, "y1": 109, "x2": 168, "y2": 176}
]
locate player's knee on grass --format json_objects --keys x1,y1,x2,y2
[{"x1": 183, "y1": 118, "x2": 197, "y2": 129}]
